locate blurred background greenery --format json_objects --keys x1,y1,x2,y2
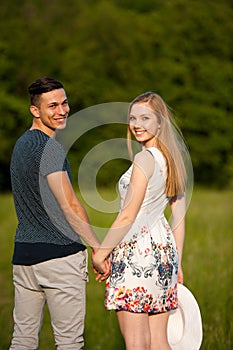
[
  {"x1": 0, "y1": 0, "x2": 232, "y2": 191},
  {"x1": 0, "y1": 2, "x2": 232, "y2": 348},
  {"x1": 0, "y1": 189, "x2": 232, "y2": 349}
]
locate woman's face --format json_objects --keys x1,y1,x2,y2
[{"x1": 129, "y1": 102, "x2": 160, "y2": 147}]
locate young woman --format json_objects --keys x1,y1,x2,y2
[{"x1": 93, "y1": 92, "x2": 188, "y2": 350}]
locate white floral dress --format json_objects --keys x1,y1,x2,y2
[{"x1": 105, "y1": 147, "x2": 178, "y2": 314}]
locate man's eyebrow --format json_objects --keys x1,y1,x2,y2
[
  {"x1": 47, "y1": 98, "x2": 68, "y2": 105},
  {"x1": 48, "y1": 101, "x2": 58, "y2": 105}
]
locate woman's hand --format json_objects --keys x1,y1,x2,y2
[{"x1": 178, "y1": 265, "x2": 183, "y2": 284}]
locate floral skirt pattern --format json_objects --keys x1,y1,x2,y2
[{"x1": 105, "y1": 217, "x2": 178, "y2": 314}]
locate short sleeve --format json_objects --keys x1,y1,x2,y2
[
  {"x1": 133, "y1": 149, "x2": 155, "y2": 180},
  {"x1": 40, "y1": 138, "x2": 67, "y2": 177}
]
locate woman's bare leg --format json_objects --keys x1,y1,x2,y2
[
  {"x1": 149, "y1": 311, "x2": 172, "y2": 350},
  {"x1": 117, "y1": 311, "x2": 151, "y2": 350}
]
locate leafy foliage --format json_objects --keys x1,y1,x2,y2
[{"x1": 0, "y1": 0, "x2": 232, "y2": 190}]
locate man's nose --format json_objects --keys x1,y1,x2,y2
[{"x1": 57, "y1": 105, "x2": 66, "y2": 115}]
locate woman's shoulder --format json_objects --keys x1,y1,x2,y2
[
  {"x1": 133, "y1": 149, "x2": 155, "y2": 178},
  {"x1": 134, "y1": 148, "x2": 154, "y2": 163},
  {"x1": 145, "y1": 147, "x2": 166, "y2": 164}
]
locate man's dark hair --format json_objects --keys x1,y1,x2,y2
[{"x1": 28, "y1": 77, "x2": 64, "y2": 106}]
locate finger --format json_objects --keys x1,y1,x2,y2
[
  {"x1": 95, "y1": 273, "x2": 104, "y2": 282},
  {"x1": 95, "y1": 270, "x2": 110, "y2": 282},
  {"x1": 100, "y1": 271, "x2": 111, "y2": 282},
  {"x1": 92, "y1": 266, "x2": 99, "y2": 275}
]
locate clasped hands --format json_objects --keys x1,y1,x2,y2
[{"x1": 91, "y1": 249, "x2": 111, "y2": 282}]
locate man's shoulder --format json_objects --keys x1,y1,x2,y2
[
  {"x1": 12, "y1": 130, "x2": 51, "y2": 165},
  {"x1": 15, "y1": 129, "x2": 45, "y2": 143}
]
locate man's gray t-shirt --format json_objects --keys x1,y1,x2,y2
[{"x1": 10, "y1": 129, "x2": 86, "y2": 265}]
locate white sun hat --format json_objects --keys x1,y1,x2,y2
[{"x1": 167, "y1": 283, "x2": 203, "y2": 350}]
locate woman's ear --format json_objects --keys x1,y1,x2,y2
[{"x1": 30, "y1": 105, "x2": 40, "y2": 118}]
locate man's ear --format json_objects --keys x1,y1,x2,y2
[{"x1": 30, "y1": 105, "x2": 40, "y2": 118}]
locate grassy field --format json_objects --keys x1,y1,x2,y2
[{"x1": 0, "y1": 188, "x2": 232, "y2": 349}]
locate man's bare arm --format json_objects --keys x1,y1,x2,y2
[{"x1": 47, "y1": 171, "x2": 100, "y2": 251}]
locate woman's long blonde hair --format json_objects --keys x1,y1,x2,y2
[{"x1": 127, "y1": 92, "x2": 187, "y2": 197}]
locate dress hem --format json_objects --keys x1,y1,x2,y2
[{"x1": 105, "y1": 305, "x2": 178, "y2": 315}]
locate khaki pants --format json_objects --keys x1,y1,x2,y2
[{"x1": 9, "y1": 250, "x2": 88, "y2": 350}]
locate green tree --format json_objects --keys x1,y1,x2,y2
[{"x1": 0, "y1": 0, "x2": 232, "y2": 190}]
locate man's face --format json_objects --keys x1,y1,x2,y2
[{"x1": 30, "y1": 88, "x2": 70, "y2": 136}]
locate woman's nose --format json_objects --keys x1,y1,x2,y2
[{"x1": 134, "y1": 119, "x2": 143, "y2": 128}]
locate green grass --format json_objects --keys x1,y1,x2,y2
[{"x1": 0, "y1": 188, "x2": 232, "y2": 349}]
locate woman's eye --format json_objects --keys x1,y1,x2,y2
[{"x1": 129, "y1": 116, "x2": 136, "y2": 121}]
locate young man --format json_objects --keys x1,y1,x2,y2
[{"x1": 9, "y1": 77, "x2": 107, "y2": 349}]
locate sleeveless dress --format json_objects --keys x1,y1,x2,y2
[{"x1": 104, "y1": 147, "x2": 178, "y2": 314}]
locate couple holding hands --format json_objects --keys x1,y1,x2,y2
[{"x1": 9, "y1": 77, "x2": 187, "y2": 350}]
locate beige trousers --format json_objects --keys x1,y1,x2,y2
[{"x1": 9, "y1": 250, "x2": 88, "y2": 350}]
